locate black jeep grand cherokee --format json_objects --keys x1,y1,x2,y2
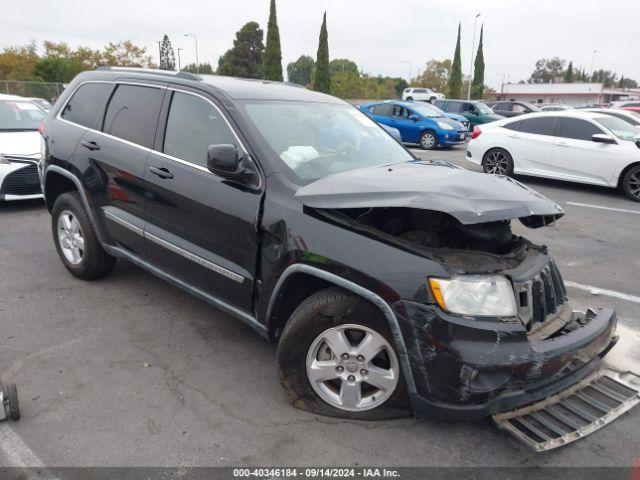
[{"x1": 39, "y1": 68, "x2": 617, "y2": 420}]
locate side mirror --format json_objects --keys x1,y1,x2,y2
[
  {"x1": 408, "y1": 114, "x2": 419, "y2": 121},
  {"x1": 591, "y1": 133, "x2": 617, "y2": 144},
  {"x1": 207, "y1": 144, "x2": 249, "y2": 180}
]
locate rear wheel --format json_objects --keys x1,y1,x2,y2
[
  {"x1": 621, "y1": 165, "x2": 640, "y2": 202},
  {"x1": 429, "y1": 96, "x2": 436, "y2": 103},
  {"x1": 406, "y1": 96, "x2": 413, "y2": 101},
  {"x1": 419, "y1": 130, "x2": 438, "y2": 150},
  {"x1": 482, "y1": 148, "x2": 514, "y2": 176},
  {"x1": 276, "y1": 288, "x2": 410, "y2": 420}
]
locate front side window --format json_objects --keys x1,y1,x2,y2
[
  {"x1": 241, "y1": 101, "x2": 415, "y2": 184},
  {"x1": 0, "y1": 100, "x2": 46, "y2": 131},
  {"x1": 593, "y1": 116, "x2": 640, "y2": 141},
  {"x1": 519, "y1": 117, "x2": 555, "y2": 136},
  {"x1": 446, "y1": 102, "x2": 462, "y2": 113},
  {"x1": 555, "y1": 118, "x2": 603, "y2": 141},
  {"x1": 163, "y1": 91, "x2": 239, "y2": 167},
  {"x1": 512, "y1": 104, "x2": 527, "y2": 113},
  {"x1": 392, "y1": 105, "x2": 410, "y2": 118},
  {"x1": 103, "y1": 84, "x2": 164, "y2": 148},
  {"x1": 61, "y1": 83, "x2": 113, "y2": 130}
]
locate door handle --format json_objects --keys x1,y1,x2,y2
[
  {"x1": 508, "y1": 134, "x2": 520, "y2": 139},
  {"x1": 555, "y1": 142, "x2": 570, "y2": 147},
  {"x1": 80, "y1": 140, "x2": 100, "y2": 151},
  {"x1": 149, "y1": 166, "x2": 174, "y2": 179}
]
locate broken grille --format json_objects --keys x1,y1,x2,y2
[
  {"x1": 515, "y1": 259, "x2": 567, "y2": 331},
  {"x1": 493, "y1": 368, "x2": 640, "y2": 452}
]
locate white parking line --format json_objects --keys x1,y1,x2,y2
[
  {"x1": 566, "y1": 202, "x2": 640, "y2": 215},
  {"x1": 565, "y1": 281, "x2": 640, "y2": 304},
  {"x1": 0, "y1": 424, "x2": 44, "y2": 467}
]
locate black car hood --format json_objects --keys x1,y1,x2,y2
[{"x1": 295, "y1": 161, "x2": 564, "y2": 228}]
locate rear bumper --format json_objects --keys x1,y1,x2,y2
[{"x1": 394, "y1": 302, "x2": 618, "y2": 420}]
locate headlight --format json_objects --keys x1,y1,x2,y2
[
  {"x1": 437, "y1": 121, "x2": 453, "y2": 130},
  {"x1": 0, "y1": 154, "x2": 9, "y2": 165},
  {"x1": 428, "y1": 275, "x2": 517, "y2": 317}
]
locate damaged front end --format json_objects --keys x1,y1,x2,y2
[{"x1": 297, "y1": 162, "x2": 618, "y2": 421}]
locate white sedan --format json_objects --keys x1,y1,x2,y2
[{"x1": 466, "y1": 110, "x2": 640, "y2": 201}]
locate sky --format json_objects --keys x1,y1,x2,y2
[{"x1": 2, "y1": 0, "x2": 638, "y2": 90}]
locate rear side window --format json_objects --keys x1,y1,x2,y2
[
  {"x1": 503, "y1": 120, "x2": 522, "y2": 131},
  {"x1": 61, "y1": 83, "x2": 113, "y2": 130},
  {"x1": 555, "y1": 117, "x2": 603, "y2": 141},
  {"x1": 163, "y1": 91, "x2": 239, "y2": 167},
  {"x1": 103, "y1": 84, "x2": 164, "y2": 148},
  {"x1": 519, "y1": 117, "x2": 555, "y2": 136},
  {"x1": 371, "y1": 104, "x2": 392, "y2": 116}
]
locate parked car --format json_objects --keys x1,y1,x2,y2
[
  {"x1": 0, "y1": 97, "x2": 46, "y2": 201},
  {"x1": 406, "y1": 100, "x2": 470, "y2": 131},
  {"x1": 609, "y1": 100, "x2": 640, "y2": 109},
  {"x1": 539, "y1": 104, "x2": 574, "y2": 112},
  {"x1": 585, "y1": 108, "x2": 640, "y2": 128},
  {"x1": 466, "y1": 111, "x2": 640, "y2": 201},
  {"x1": 434, "y1": 99, "x2": 504, "y2": 129},
  {"x1": 402, "y1": 87, "x2": 444, "y2": 103},
  {"x1": 28, "y1": 97, "x2": 53, "y2": 112},
  {"x1": 41, "y1": 69, "x2": 618, "y2": 424},
  {"x1": 360, "y1": 100, "x2": 467, "y2": 149},
  {"x1": 491, "y1": 101, "x2": 541, "y2": 117}
]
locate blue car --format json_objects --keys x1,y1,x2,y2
[{"x1": 360, "y1": 100, "x2": 467, "y2": 149}]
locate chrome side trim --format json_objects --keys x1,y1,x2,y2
[
  {"x1": 145, "y1": 231, "x2": 245, "y2": 284},
  {"x1": 103, "y1": 244, "x2": 267, "y2": 338},
  {"x1": 103, "y1": 210, "x2": 144, "y2": 236},
  {"x1": 266, "y1": 264, "x2": 417, "y2": 394}
]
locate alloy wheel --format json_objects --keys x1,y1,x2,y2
[
  {"x1": 628, "y1": 171, "x2": 640, "y2": 200},
  {"x1": 305, "y1": 324, "x2": 399, "y2": 412},
  {"x1": 484, "y1": 150, "x2": 509, "y2": 175},
  {"x1": 57, "y1": 210, "x2": 85, "y2": 265}
]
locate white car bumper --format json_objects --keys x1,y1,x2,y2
[
  {"x1": 465, "y1": 141, "x2": 483, "y2": 166},
  {"x1": 0, "y1": 160, "x2": 43, "y2": 201}
]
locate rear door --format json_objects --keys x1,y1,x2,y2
[
  {"x1": 549, "y1": 117, "x2": 618, "y2": 184},
  {"x1": 508, "y1": 116, "x2": 556, "y2": 174},
  {"x1": 143, "y1": 87, "x2": 263, "y2": 312}
]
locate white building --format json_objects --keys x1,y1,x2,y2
[{"x1": 495, "y1": 83, "x2": 640, "y2": 106}]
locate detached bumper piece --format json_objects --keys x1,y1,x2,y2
[{"x1": 493, "y1": 368, "x2": 640, "y2": 452}]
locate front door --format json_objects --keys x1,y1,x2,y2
[{"x1": 143, "y1": 87, "x2": 263, "y2": 312}]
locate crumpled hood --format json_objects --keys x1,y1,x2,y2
[
  {"x1": 0, "y1": 131, "x2": 40, "y2": 157},
  {"x1": 295, "y1": 161, "x2": 564, "y2": 228}
]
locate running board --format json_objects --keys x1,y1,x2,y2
[{"x1": 493, "y1": 368, "x2": 640, "y2": 452}]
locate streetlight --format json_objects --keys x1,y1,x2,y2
[
  {"x1": 184, "y1": 33, "x2": 199, "y2": 74},
  {"x1": 402, "y1": 61, "x2": 412, "y2": 84},
  {"x1": 467, "y1": 12, "x2": 481, "y2": 100},
  {"x1": 157, "y1": 41, "x2": 162, "y2": 67},
  {"x1": 590, "y1": 49, "x2": 598, "y2": 75},
  {"x1": 177, "y1": 48, "x2": 183, "y2": 71}
]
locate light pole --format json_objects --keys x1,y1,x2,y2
[
  {"x1": 590, "y1": 49, "x2": 597, "y2": 76},
  {"x1": 157, "y1": 41, "x2": 162, "y2": 67},
  {"x1": 402, "y1": 61, "x2": 412, "y2": 84},
  {"x1": 184, "y1": 33, "x2": 199, "y2": 74},
  {"x1": 177, "y1": 48, "x2": 183, "y2": 71},
  {"x1": 467, "y1": 12, "x2": 481, "y2": 100}
]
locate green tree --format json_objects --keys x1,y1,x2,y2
[
  {"x1": 447, "y1": 23, "x2": 463, "y2": 98},
  {"x1": 159, "y1": 34, "x2": 176, "y2": 71},
  {"x1": 34, "y1": 56, "x2": 82, "y2": 83},
  {"x1": 0, "y1": 43, "x2": 39, "y2": 80},
  {"x1": 471, "y1": 25, "x2": 484, "y2": 99},
  {"x1": 415, "y1": 59, "x2": 451, "y2": 92},
  {"x1": 217, "y1": 21, "x2": 265, "y2": 78},
  {"x1": 286, "y1": 55, "x2": 314, "y2": 85},
  {"x1": 563, "y1": 61, "x2": 574, "y2": 82},
  {"x1": 329, "y1": 58, "x2": 358, "y2": 77},
  {"x1": 182, "y1": 62, "x2": 214, "y2": 74},
  {"x1": 313, "y1": 12, "x2": 330, "y2": 93},
  {"x1": 529, "y1": 57, "x2": 565, "y2": 83},
  {"x1": 263, "y1": 0, "x2": 283, "y2": 80}
]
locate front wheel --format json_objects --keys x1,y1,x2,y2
[
  {"x1": 419, "y1": 130, "x2": 438, "y2": 150},
  {"x1": 276, "y1": 288, "x2": 410, "y2": 420},
  {"x1": 482, "y1": 148, "x2": 514, "y2": 176},
  {"x1": 621, "y1": 165, "x2": 640, "y2": 202}
]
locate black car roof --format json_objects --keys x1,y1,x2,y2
[{"x1": 78, "y1": 68, "x2": 343, "y2": 104}]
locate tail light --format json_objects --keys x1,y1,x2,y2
[{"x1": 471, "y1": 126, "x2": 482, "y2": 139}]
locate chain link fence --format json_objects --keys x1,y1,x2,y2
[{"x1": 1, "y1": 80, "x2": 65, "y2": 102}]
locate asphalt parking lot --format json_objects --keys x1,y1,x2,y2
[{"x1": 1, "y1": 145, "x2": 639, "y2": 468}]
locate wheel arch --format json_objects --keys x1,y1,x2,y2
[
  {"x1": 266, "y1": 263, "x2": 417, "y2": 394},
  {"x1": 617, "y1": 161, "x2": 640, "y2": 188}
]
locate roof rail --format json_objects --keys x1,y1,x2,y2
[{"x1": 95, "y1": 66, "x2": 202, "y2": 81}]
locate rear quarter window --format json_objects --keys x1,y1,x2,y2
[
  {"x1": 60, "y1": 83, "x2": 113, "y2": 130},
  {"x1": 519, "y1": 117, "x2": 555, "y2": 136}
]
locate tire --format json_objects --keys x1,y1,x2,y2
[
  {"x1": 406, "y1": 97, "x2": 413, "y2": 101},
  {"x1": 482, "y1": 148, "x2": 514, "y2": 176},
  {"x1": 5, "y1": 383, "x2": 19, "y2": 421},
  {"x1": 276, "y1": 287, "x2": 410, "y2": 420},
  {"x1": 429, "y1": 97, "x2": 436, "y2": 103},
  {"x1": 51, "y1": 192, "x2": 116, "y2": 280},
  {"x1": 621, "y1": 165, "x2": 640, "y2": 202},
  {"x1": 419, "y1": 130, "x2": 438, "y2": 150}
]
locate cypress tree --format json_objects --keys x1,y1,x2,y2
[
  {"x1": 564, "y1": 61, "x2": 574, "y2": 83},
  {"x1": 447, "y1": 23, "x2": 463, "y2": 98},
  {"x1": 313, "y1": 12, "x2": 331, "y2": 93},
  {"x1": 471, "y1": 25, "x2": 484, "y2": 99},
  {"x1": 263, "y1": 0, "x2": 283, "y2": 81},
  {"x1": 159, "y1": 34, "x2": 175, "y2": 71}
]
